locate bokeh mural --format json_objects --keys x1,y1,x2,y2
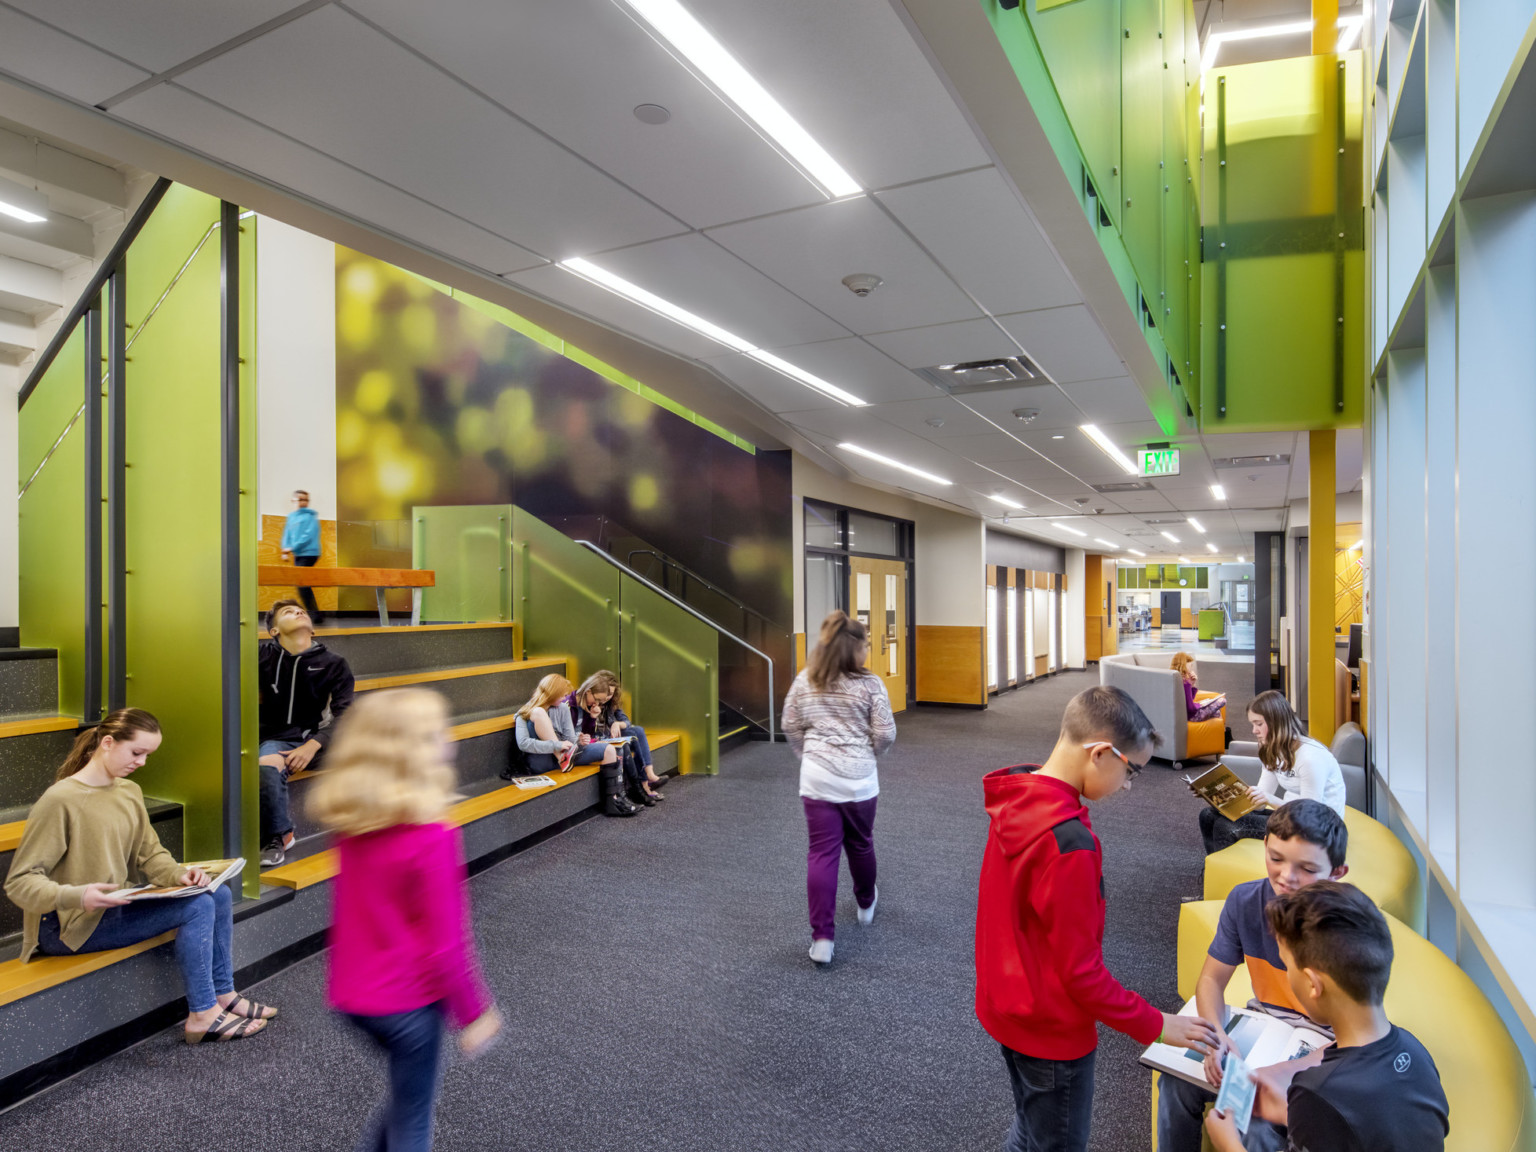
[{"x1": 333, "y1": 247, "x2": 793, "y2": 659}]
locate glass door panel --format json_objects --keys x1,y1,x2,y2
[
  {"x1": 986, "y1": 583, "x2": 998, "y2": 691},
  {"x1": 1006, "y1": 585, "x2": 1018, "y2": 683}
]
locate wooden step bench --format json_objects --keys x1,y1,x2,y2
[
  {"x1": 354, "y1": 658, "x2": 561, "y2": 694},
  {"x1": 258, "y1": 565, "x2": 434, "y2": 627}
]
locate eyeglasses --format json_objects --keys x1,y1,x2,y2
[{"x1": 1082, "y1": 741, "x2": 1141, "y2": 780}]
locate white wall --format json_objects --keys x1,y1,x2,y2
[
  {"x1": 791, "y1": 453, "x2": 984, "y2": 632},
  {"x1": 0, "y1": 361, "x2": 16, "y2": 633},
  {"x1": 255, "y1": 218, "x2": 336, "y2": 521}
]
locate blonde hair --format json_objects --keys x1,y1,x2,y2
[
  {"x1": 1170, "y1": 652, "x2": 1196, "y2": 683},
  {"x1": 516, "y1": 673, "x2": 573, "y2": 721},
  {"x1": 308, "y1": 689, "x2": 456, "y2": 836}
]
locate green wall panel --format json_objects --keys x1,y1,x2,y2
[
  {"x1": 18, "y1": 326, "x2": 90, "y2": 719},
  {"x1": 1121, "y1": 0, "x2": 1165, "y2": 297},
  {"x1": 237, "y1": 214, "x2": 259, "y2": 884},
  {"x1": 620, "y1": 577, "x2": 719, "y2": 777},
  {"x1": 513, "y1": 507, "x2": 621, "y2": 690},
  {"x1": 414, "y1": 504, "x2": 512, "y2": 623}
]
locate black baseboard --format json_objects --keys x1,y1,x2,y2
[
  {"x1": 913, "y1": 701, "x2": 987, "y2": 711},
  {"x1": 0, "y1": 628, "x2": 23, "y2": 650}
]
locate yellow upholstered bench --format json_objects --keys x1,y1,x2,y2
[
  {"x1": 1169, "y1": 899, "x2": 1536, "y2": 1152},
  {"x1": 1203, "y1": 807, "x2": 1424, "y2": 932}
]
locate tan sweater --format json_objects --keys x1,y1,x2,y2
[{"x1": 4, "y1": 776, "x2": 185, "y2": 963}]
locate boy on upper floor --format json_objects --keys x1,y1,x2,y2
[
  {"x1": 1206, "y1": 880, "x2": 1449, "y2": 1152},
  {"x1": 1158, "y1": 799, "x2": 1350, "y2": 1152},
  {"x1": 258, "y1": 599, "x2": 355, "y2": 867},
  {"x1": 975, "y1": 685, "x2": 1217, "y2": 1152},
  {"x1": 280, "y1": 489, "x2": 324, "y2": 626}
]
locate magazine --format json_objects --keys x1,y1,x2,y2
[
  {"x1": 1184, "y1": 763, "x2": 1262, "y2": 821},
  {"x1": 1139, "y1": 997, "x2": 1331, "y2": 1091},
  {"x1": 512, "y1": 775, "x2": 557, "y2": 790},
  {"x1": 120, "y1": 858, "x2": 246, "y2": 900},
  {"x1": 601, "y1": 736, "x2": 634, "y2": 746}
]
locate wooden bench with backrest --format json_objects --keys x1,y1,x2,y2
[{"x1": 257, "y1": 565, "x2": 435, "y2": 627}]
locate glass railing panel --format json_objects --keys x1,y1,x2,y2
[
  {"x1": 412, "y1": 504, "x2": 512, "y2": 623},
  {"x1": 512, "y1": 507, "x2": 621, "y2": 687},
  {"x1": 621, "y1": 575, "x2": 719, "y2": 776},
  {"x1": 335, "y1": 517, "x2": 413, "y2": 614}
]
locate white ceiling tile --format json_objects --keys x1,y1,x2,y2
[
  {"x1": 708, "y1": 197, "x2": 980, "y2": 335},
  {"x1": 861, "y1": 396, "x2": 998, "y2": 438},
  {"x1": 944, "y1": 382, "x2": 1085, "y2": 431},
  {"x1": 348, "y1": 0, "x2": 827, "y2": 229},
  {"x1": 930, "y1": 430, "x2": 1043, "y2": 464},
  {"x1": 750, "y1": 337, "x2": 938, "y2": 406},
  {"x1": 682, "y1": 0, "x2": 991, "y2": 190},
  {"x1": 113, "y1": 84, "x2": 547, "y2": 275},
  {"x1": 580, "y1": 233, "x2": 847, "y2": 350},
  {"x1": 863, "y1": 317, "x2": 1018, "y2": 370},
  {"x1": 511, "y1": 264, "x2": 731, "y2": 361},
  {"x1": 1060, "y1": 378, "x2": 1154, "y2": 426},
  {"x1": 996, "y1": 305, "x2": 1127, "y2": 383},
  {"x1": 174, "y1": 7, "x2": 683, "y2": 258},
  {"x1": 699, "y1": 353, "x2": 847, "y2": 414},
  {"x1": 0, "y1": 8, "x2": 149, "y2": 106},
  {"x1": 5, "y1": 0, "x2": 300, "y2": 74},
  {"x1": 877, "y1": 168, "x2": 1082, "y2": 316}
]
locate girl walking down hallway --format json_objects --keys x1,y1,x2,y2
[{"x1": 782, "y1": 610, "x2": 897, "y2": 966}]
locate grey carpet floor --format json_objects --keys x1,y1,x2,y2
[{"x1": 0, "y1": 664, "x2": 1250, "y2": 1151}]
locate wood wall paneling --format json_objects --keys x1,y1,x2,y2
[
  {"x1": 915, "y1": 625, "x2": 985, "y2": 705},
  {"x1": 259, "y1": 514, "x2": 339, "y2": 612}
]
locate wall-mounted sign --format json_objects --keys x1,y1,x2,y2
[{"x1": 1138, "y1": 447, "x2": 1181, "y2": 477}]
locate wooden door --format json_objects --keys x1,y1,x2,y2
[{"x1": 850, "y1": 555, "x2": 908, "y2": 713}]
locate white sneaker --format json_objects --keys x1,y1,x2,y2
[
  {"x1": 808, "y1": 938, "x2": 834, "y2": 965},
  {"x1": 857, "y1": 887, "x2": 879, "y2": 926}
]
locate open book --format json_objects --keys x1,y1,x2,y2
[
  {"x1": 601, "y1": 735, "x2": 634, "y2": 746},
  {"x1": 1184, "y1": 762, "x2": 1262, "y2": 821},
  {"x1": 1139, "y1": 997, "x2": 1331, "y2": 1091},
  {"x1": 512, "y1": 774, "x2": 557, "y2": 790},
  {"x1": 120, "y1": 858, "x2": 246, "y2": 901}
]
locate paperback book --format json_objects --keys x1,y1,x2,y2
[
  {"x1": 120, "y1": 858, "x2": 246, "y2": 900},
  {"x1": 1139, "y1": 997, "x2": 1331, "y2": 1091},
  {"x1": 512, "y1": 775, "x2": 557, "y2": 790},
  {"x1": 1184, "y1": 763, "x2": 1262, "y2": 822}
]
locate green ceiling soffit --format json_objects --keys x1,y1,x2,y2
[{"x1": 400, "y1": 267, "x2": 757, "y2": 454}]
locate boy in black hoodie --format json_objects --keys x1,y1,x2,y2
[{"x1": 258, "y1": 599, "x2": 355, "y2": 865}]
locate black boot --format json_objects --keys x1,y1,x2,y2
[{"x1": 601, "y1": 762, "x2": 638, "y2": 817}]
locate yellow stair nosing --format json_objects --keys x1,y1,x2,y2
[
  {"x1": 0, "y1": 930, "x2": 177, "y2": 1008},
  {"x1": 0, "y1": 715, "x2": 78, "y2": 740},
  {"x1": 315, "y1": 622, "x2": 516, "y2": 637},
  {"x1": 355, "y1": 657, "x2": 566, "y2": 693}
]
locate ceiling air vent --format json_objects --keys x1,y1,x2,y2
[
  {"x1": 1211, "y1": 454, "x2": 1291, "y2": 468},
  {"x1": 1140, "y1": 516, "x2": 1188, "y2": 525},
  {"x1": 1091, "y1": 481, "x2": 1155, "y2": 493},
  {"x1": 917, "y1": 356, "x2": 1044, "y2": 395}
]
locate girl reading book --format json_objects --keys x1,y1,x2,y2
[
  {"x1": 514, "y1": 674, "x2": 635, "y2": 816},
  {"x1": 1170, "y1": 652, "x2": 1226, "y2": 722},
  {"x1": 309, "y1": 688, "x2": 500, "y2": 1150},
  {"x1": 4, "y1": 708, "x2": 276, "y2": 1043},
  {"x1": 567, "y1": 670, "x2": 662, "y2": 806}
]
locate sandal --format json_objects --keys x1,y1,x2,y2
[
  {"x1": 225, "y1": 994, "x2": 278, "y2": 1020},
  {"x1": 185, "y1": 1010, "x2": 268, "y2": 1045}
]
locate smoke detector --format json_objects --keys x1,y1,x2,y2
[
  {"x1": 841, "y1": 272, "x2": 884, "y2": 297},
  {"x1": 1011, "y1": 407, "x2": 1040, "y2": 423}
]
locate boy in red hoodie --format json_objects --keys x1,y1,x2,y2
[{"x1": 976, "y1": 685, "x2": 1217, "y2": 1152}]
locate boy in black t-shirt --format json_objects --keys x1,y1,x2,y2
[{"x1": 1205, "y1": 881, "x2": 1449, "y2": 1152}]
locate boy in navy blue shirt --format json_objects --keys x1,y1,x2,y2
[
  {"x1": 1206, "y1": 881, "x2": 1449, "y2": 1152},
  {"x1": 1159, "y1": 800, "x2": 1349, "y2": 1152}
]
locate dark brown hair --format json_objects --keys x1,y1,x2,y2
[
  {"x1": 1060, "y1": 685, "x2": 1162, "y2": 753},
  {"x1": 267, "y1": 598, "x2": 308, "y2": 635},
  {"x1": 1250, "y1": 689, "x2": 1307, "y2": 774},
  {"x1": 1265, "y1": 880, "x2": 1393, "y2": 1005},
  {"x1": 806, "y1": 610, "x2": 873, "y2": 691},
  {"x1": 1266, "y1": 798, "x2": 1348, "y2": 870},
  {"x1": 56, "y1": 708, "x2": 161, "y2": 782}
]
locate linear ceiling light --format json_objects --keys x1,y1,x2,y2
[
  {"x1": 1336, "y1": 15, "x2": 1365, "y2": 52},
  {"x1": 0, "y1": 174, "x2": 46, "y2": 224},
  {"x1": 1179, "y1": 556, "x2": 1192, "y2": 563},
  {"x1": 560, "y1": 257, "x2": 865, "y2": 406},
  {"x1": 1351, "y1": 539, "x2": 1364, "y2": 550},
  {"x1": 1187, "y1": 517, "x2": 1206, "y2": 533},
  {"x1": 1211, "y1": 484, "x2": 1226, "y2": 500},
  {"x1": 1052, "y1": 522, "x2": 1089, "y2": 538},
  {"x1": 1204, "y1": 16, "x2": 1363, "y2": 71},
  {"x1": 837, "y1": 442, "x2": 949, "y2": 485},
  {"x1": 1206, "y1": 542, "x2": 1219, "y2": 553},
  {"x1": 1160, "y1": 530, "x2": 1181, "y2": 543},
  {"x1": 617, "y1": 0, "x2": 860, "y2": 198},
  {"x1": 1079, "y1": 424, "x2": 1138, "y2": 476},
  {"x1": 988, "y1": 494, "x2": 1025, "y2": 510},
  {"x1": 1127, "y1": 548, "x2": 1146, "y2": 557},
  {"x1": 1094, "y1": 539, "x2": 1119, "y2": 550}
]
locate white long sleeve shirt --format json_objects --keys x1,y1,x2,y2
[{"x1": 1257, "y1": 736, "x2": 1347, "y2": 815}]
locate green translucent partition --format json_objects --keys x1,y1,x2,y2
[
  {"x1": 413, "y1": 504, "x2": 512, "y2": 623},
  {"x1": 122, "y1": 185, "x2": 248, "y2": 862},
  {"x1": 236, "y1": 214, "x2": 259, "y2": 883},
  {"x1": 512, "y1": 507, "x2": 620, "y2": 689},
  {"x1": 621, "y1": 574, "x2": 718, "y2": 777},
  {"x1": 1202, "y1": 53, "x2": 1365, "y2": 431},
  {"x1": 18, "y1": 326, "x2": 90, "y2": 718}
]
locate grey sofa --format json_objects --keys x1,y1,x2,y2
[
  {"x1": 1097, "y1": 652, "x2": 1218, "y2": 765},
  {"x1": 1225, "y1": 721, "x2": 1367, "y2": 811}
]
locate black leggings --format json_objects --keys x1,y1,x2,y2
[{"x1": 1199, "y1": 806, "x2": 1271, "y2": 855}]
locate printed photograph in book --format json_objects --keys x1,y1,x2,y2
[
  {"x1": 120, "y1": 858, "x2": 246, "y2": 900},
  {"x1": 1184, "y1": 763, "x2": 1261, "y2": 822}
]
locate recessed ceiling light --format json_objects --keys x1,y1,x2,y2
[
  {"x1": 618, "y1": 0, "x2": 861, "y2": 198},
  {"x1": 1093, "y1": 538, "x2": 1119, "y2": 550},
  {"x1": 1237, "y1": 554, "x2": 1246, "y2": 563},
  {"x1": 1079, "y1": 425, "x2": 1139, "y2": 476},
  {"x1": 1051, "y1": 434, "x2": 1065, "y2": 440},
  {"x1": 559, "y1": 257, "x2": 865, "y2": 405},
  {"x1": 0, "y1": 174, "x2": 47, "y2": 224},
  {"x1": 1052, "y1": 522, "x2": 1089, "y2": 537},
  {"x1": 989, "y1": 494, "x2": 1025, "y2": 510},
  {"x1": 1160, "y1": 530, "x2": 1181, "y2": 543},
  {"x1": 1210, "y1": 485, "x2": 1226, "y2": 500},
  {"x1": 1179, "y1": 556, "x2": 1192, "y2": 563},
  {"x1": 1127, "y1": 548, "x2": 1146, "y2": 557},
  {"x1": 837, "y1": 442, "x2": 950, "y2": 485},
  {"x1": 1188, "y1": 517, "x2": 1206, "y2": 533},
  {"x1": 1206, "y1": 542, "x2": 1218, "y2": 553},
  {"x1": 633, "y1": 103, "x2": 672, "y2": 124}
]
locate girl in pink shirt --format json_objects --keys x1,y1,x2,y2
[{"x1": 310, "y1": 688, "x2": 500, "y2": 1151}]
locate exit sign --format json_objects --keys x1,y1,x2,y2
[{"x1": 1138, "y1": 448, "x2": 1181, "y2": 477}]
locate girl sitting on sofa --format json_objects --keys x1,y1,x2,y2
[{"x1": 1171, "y1": 652, "x2": 1226, "y2": 722}]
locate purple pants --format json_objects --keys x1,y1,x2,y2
[{"x1": 802, "y1": 795, "x2": 878, "y2": 942}]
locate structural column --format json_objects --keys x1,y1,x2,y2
[
  {"x1": 1311, "y1": 0, "x2": 1338, "y2": 54},
  {"x1": 1308, "y1": 429, "x2": 1336, "y2": 740}
]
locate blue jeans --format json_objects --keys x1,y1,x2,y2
[
  {"x1": 1000, "y1": 1044, "x2": 1096, "y2": 1152},
  {"x1": 619, "y1": 723, "x2": 652, "y2": 769},
  {"x1": 38, "y1": 885, "x2": 234, "y2": 1013},
  {"x1": 345, "y1": 1004, "x2": 446, "y2": 1152},
  {"x1": 259, "y1": 738, "x2": 305, "y2": 843},
  {"x1": 1156, "y1": 1071, "x2": 1286, "y2": 1152}
]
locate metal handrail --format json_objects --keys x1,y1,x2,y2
[
  {"x1": 625, "y1": 548, "x2": 783, "y2": 632},
  {"x1": 576, "y1": 540, "x2": 775, "y2": 743}
]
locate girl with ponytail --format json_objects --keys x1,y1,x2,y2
[
  {"x1": 5, "y1": 709, "x2": 278, "y2": 1043},
  {"x1": 781, "y1": 610, "x2": 897, "y2": 966}
]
